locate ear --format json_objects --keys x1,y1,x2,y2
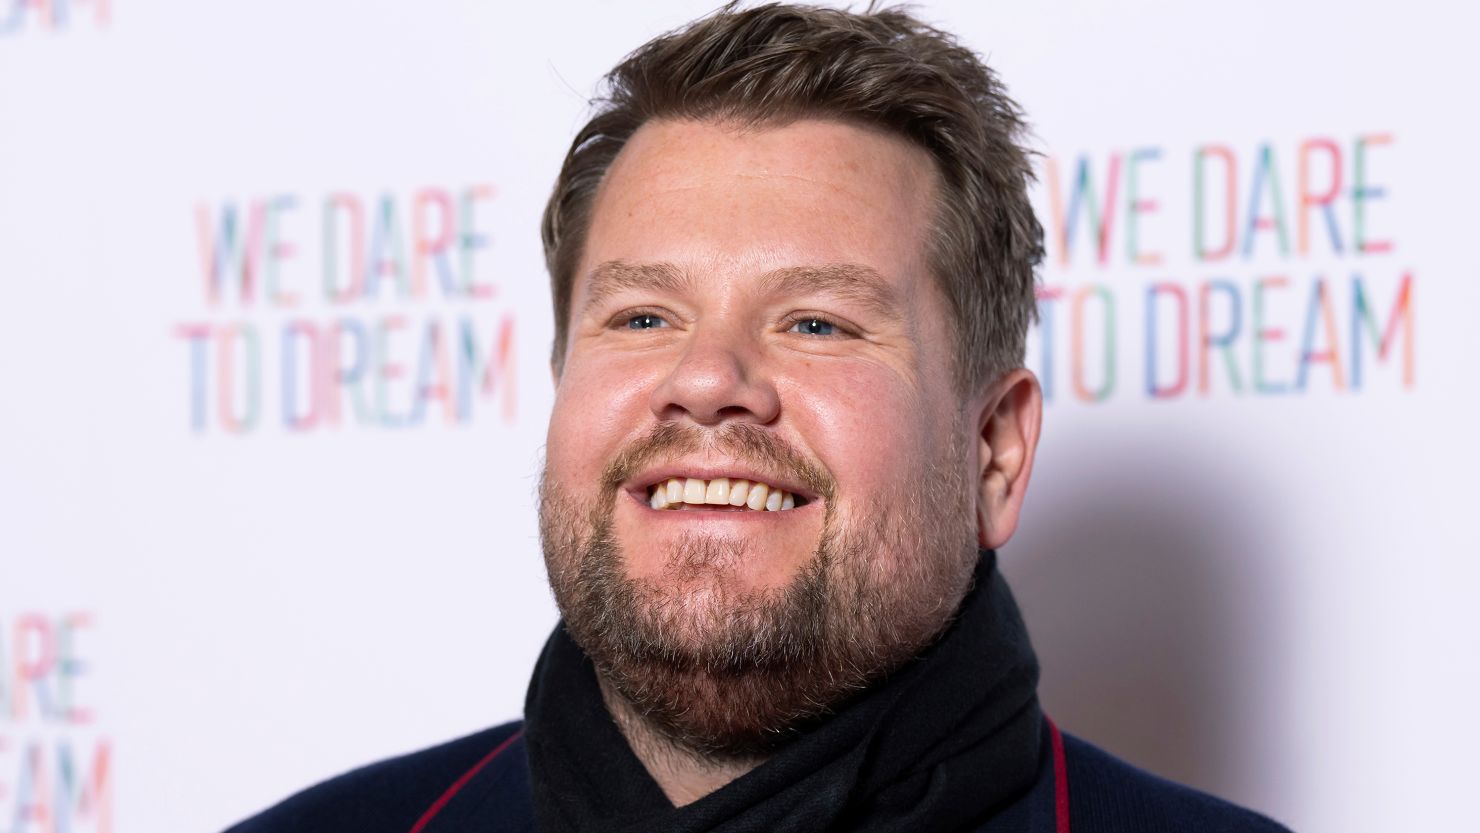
[{"x1": 974, "y1": 369, "x2": 1044, "y2": 550}]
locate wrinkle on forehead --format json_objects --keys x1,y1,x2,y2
[{"x1": 599, "y1": 117, "x2": 936, "y2": 210}]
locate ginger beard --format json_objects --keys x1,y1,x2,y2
[{"x1": 539, "y1": 421, "x2": 979, "y2": 760}]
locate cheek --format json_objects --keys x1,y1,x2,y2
[
  {"x1": 546, "y1": 352, "x2": 662, "y2": 490},
  {"x1": 781, "y1": 362, "x2": 939, "y2": 506}
]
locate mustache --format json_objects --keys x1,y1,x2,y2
[{"x1": 599, "y1": 422, "x2": 835, "y2": 502}]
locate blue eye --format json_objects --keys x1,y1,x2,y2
[
  {"x1": 627, "y1": 314, "x2": 667, "y2": 330},
  {"x1": 792, "y1": 318, "x2": 836, "y2": 336}
]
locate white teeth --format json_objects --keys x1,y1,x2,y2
[
  {"x1": 728, "y1": 479, "x2": 751, "y2": 506},
  {"x1": 683, "y1": 478, "x2": 706, "y2": 504},
  {"x1": 704, "y1": 478, "x2": 730, "y2": 505},
  {"x1": 746, "y1": 482, "x2": 769, "y2": 510},
  {"x1": 647, "y1": 477, "x2": 799, "y2": 511}
]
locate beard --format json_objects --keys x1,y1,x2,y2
[{"x1": 538, "y1": 421, "x2": 979, "y2": 760}]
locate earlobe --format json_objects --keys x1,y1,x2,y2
[{"x1": 974, "y1": 369, "x2": 1043, "y2": 550}]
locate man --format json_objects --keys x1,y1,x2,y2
[{"x1": 230, "y1": 4, "x2": 1292, "y2": 831}]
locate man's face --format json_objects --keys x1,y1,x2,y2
[{"x1": 540, "y1": 118, "x2": 982, "y2": 756}]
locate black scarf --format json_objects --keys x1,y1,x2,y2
[{"x1": 523, "y1": 551, "x2": 1043, "y2": 833}]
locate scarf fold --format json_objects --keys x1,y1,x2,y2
[{"x1": 524, "y1": 551, "x2": 1043, "y2": 833}]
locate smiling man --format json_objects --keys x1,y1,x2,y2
[{"x1": 229, "y1": 4, "x2": 1292, "y2": 832}]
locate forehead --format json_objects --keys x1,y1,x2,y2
[{"x1": 577, "y1": 117, "x2": 941, "y2": 300}]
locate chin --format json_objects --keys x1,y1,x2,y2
[
  {"x1": 538, "y1": 440, "x2": 981, "y2": 758},
  {"x1": 630, "y1": 538, "x2": 816, "y2": 599}
]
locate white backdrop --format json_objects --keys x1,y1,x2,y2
[{"x1": 2, "y1": 1, "x2": 1475, "y2": 831}]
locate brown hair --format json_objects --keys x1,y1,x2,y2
[{"x1": 541, "y1": 2, "x2": 1043, "y2": 389}]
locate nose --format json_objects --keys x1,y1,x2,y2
[{"x1": 648, "y1": 326, "x2": 781, "y2": 426}]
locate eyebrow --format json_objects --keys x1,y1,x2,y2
[
  {"x1": 581, "y1": 260, "x2": 899, "y2": 318},
  {"x1": 756, "y1": 264, "x2": 898, "y2": 318},
  {"x1": 581, "y1": 260, "x2": 695, "y2": 316}
]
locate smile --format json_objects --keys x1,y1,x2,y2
[{"x1": 645, "y1": 477, "x2": 806, "y2": 512}]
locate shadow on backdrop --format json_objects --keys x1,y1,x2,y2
[{"x1": 1001, "y1": 423, "x2": 1296, "y2": 812}]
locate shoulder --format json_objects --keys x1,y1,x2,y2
[
  {"x1": 223, "y1": 721, "x2": 526, "y2": 833},
  {"x1": 1061, "y1": 732, "x2": 1294, "y2": 833}
]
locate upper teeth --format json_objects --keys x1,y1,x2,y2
[{"x1": 648, "y1": 477, "x2": 798, "y2": 511}]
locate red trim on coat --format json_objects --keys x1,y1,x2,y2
[
  {"x1": 1046, "y1": 716, "x2": 1070, "y2": 833},
  {"x1": 409, "y1": 729, "x2": 525, "y2": 833}
]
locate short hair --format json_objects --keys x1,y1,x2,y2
[{"x1": 541, "y1": 2, "x2": 1043, "y2": 390}]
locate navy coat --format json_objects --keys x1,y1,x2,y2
[{"x1": 226, "y1": 718, "x2": 1291, "y2": 833}]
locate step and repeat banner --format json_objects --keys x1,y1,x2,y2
[{"x1": 1, "y1": 1, "x2": 1474, "y2": 831}]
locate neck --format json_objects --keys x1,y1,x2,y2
[{"x1": 597, "y1": 675, "x2": 764, "y2": 807}]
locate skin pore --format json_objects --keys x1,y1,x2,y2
[{"x1": 539, "y1": 118, "x2": 1043, "y2": 806}]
